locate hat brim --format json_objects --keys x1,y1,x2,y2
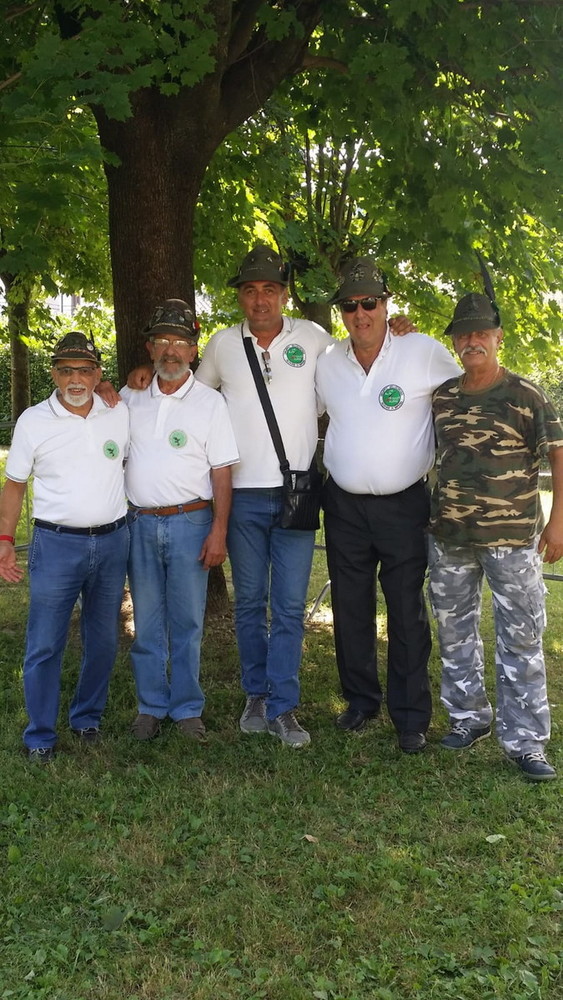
[
  {"x1": 51, "y1": 352, "x2": 101, "y2": 364},
  {"x1": 446, "y1": 317, "x2": 500, "y2": 337},
  {"x1": 142, "y1": 323, "x2": 198, "y2": 341}
]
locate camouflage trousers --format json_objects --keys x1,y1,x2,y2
[{"x1": 427, "y1": 534, "x2": 551, "y2": 756}]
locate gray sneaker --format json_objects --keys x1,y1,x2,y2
[
  {"x1": 267, "y1": 711, "x2": 311, "y2": 748},
  {"x1": 239, "y1": 696, "x2": 268, "y2": 733}
]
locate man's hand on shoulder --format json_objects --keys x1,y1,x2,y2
[
  {"x1": 128, "y1": 365, "x2": 153, "y2": 390},
  {"x1": 389, "y1": 315, "x2": 417, "y2": 337},
  {"x1": 96, "y1": 381, "x2": 121, "y2": 407}
]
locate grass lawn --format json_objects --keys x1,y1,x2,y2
[{"x1": 0, "y1": 527, "x2": 561, "y2": 1000}]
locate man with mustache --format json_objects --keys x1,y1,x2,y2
[
  {"x1": 428, "y1": 292, "x2": 563, "y2": 781},
  {"x1": 122, "y1": 300, "x2": 238, "y2": 742},
  {"x1": 0, "y1": 332, "x2": 129, "y2": 761}
]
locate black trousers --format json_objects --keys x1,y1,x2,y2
[{"x1": 323, "y1": 476, "x2": 432, "y2": 733}]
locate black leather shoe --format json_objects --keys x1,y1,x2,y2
[
  {"x1": 398, "y1": 731, "x2": 427, "y2": 754},
  {"x1": 335, "y1": 707, "x2": 375, "y2": 732}
]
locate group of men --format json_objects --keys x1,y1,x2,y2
[{"x1": 0, "y1": 245, "x2": 559, "y2": 782}]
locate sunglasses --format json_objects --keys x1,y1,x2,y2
[{"x1": 340, "y1": 296, "x2": 386, "y2": 313}]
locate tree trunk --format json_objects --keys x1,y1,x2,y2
[
  {"x1": 92, "y1": 89, "x2": 218, "y2": 383},
  {"x1": 0, "y1": 272, "x2": 31, "y2": 420},
  {"x1": 300, "y1": 300, "x2": 333, "y2": 334}
]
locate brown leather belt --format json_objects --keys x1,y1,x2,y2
[{"x1": 129, "y1": 500, "x2": 210, "y2": 516}]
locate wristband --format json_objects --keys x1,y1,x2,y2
[{"x1": 0, "y1": 535, "x2": 15, "y2": 545}]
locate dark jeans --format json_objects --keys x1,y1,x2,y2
[{"x1": 323, "y1": 476, "x2": 432, "y2": 733}]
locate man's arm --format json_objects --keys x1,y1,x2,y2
[
  {"x1": 538, "y1": 445, "x2": 563, "y2": 563},
  {"x1": 0, "y1": 479, "x2": 28, "y2": 582},
  {"x1": 198, "y1": 465, "x2": 233, "y2": 570}
]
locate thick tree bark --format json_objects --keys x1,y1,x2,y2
[
  {"x1": 92, "y1": 90, "x2": 214, "y2": 383},
  {"x1": 300, "y1": 300, "x2": 333, "y2": 333}
]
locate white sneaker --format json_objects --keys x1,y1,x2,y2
[{"x1": 267, "y1": 711, "x2": 311, "y2": 748}]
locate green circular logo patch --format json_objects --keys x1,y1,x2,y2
[
  {"x1": 169, "y1": 429, "x2": 187, "y2": 449},
  {"x1": 379, "y1": 385, "x2": 405, "y2": 410},
  {"x1": 283, "y1": 344, "x2": 306, "y2": 367},
  {"x1": 103, "y1": 440, "x2": 120, "y2": 459}
]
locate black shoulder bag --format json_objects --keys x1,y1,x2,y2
[{"x1": 242, "y1": 331, "x2": 323, "y2": 531}]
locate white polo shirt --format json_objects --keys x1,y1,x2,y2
[
  {"x1": 316, "y1": 329, "x2": 461, "y2": 495},
  {"x1": 121, "y1": 373, "x2": 239, "y2": 507},
  {"x1": 196, "y1": 316, "x2": 332, "y2": 488},
  {"x1": 6, "y1": 391, "x2": 129, "y2": 526}
]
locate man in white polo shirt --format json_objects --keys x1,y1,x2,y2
[
  {"x1": 196, "y1": 246, "x2": 333, "y2": 748},
  {"x1": 316, "y1": 258, "x2": 460, "y2": 752},
  {"x1": 0, "y1": 332, "x2": 129, "y2": 762},
  {"x1": 121, "y1": 300, "x2": 238, "y2": 743}
]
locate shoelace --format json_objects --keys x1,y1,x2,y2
[{"x1": 518, "y1": 751, "x2": 546, "y2": 762}]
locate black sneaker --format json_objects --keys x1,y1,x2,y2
[
  {"x1": 510, "y1": 752, "x2": 556, "y2": 782},
  {"x1": 72, "y1": 727, "x2": 101, "y2": 745},
  {"x1": 28, "y1": 747, "x2": 55, "y2": 763},
  {"x1": 441, "y1": 723, "x2": 491, "y2": 750}
]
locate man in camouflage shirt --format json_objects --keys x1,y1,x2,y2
[{"x1": 428, "y1": 292, "x2": 563, "y2": 781}]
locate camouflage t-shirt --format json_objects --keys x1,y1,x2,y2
[{"x1": 430, "y1": 370, "x2": 563, "y2": 547}]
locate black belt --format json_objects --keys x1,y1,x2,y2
[{"x1": 34, "y1": 516, "x2": 127, "y2": 536}]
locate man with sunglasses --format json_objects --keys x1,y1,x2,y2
[
  {"x1": 316, "y1": 258, "x2": 460, "y2": 752},
  {"x1": 0, "y1": 332, "x2": 129, "y2": 761},
  {"x1": 121, "y1": 300, "x2": 238, "y2": 743}
]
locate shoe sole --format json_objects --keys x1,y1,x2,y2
[
  {"x1": 335, "y1": 720, "x2": 369, "y2": 733},
  {"x1": 441, "y1": 730, "x2": 491, "y2": 750},
  {"x1": 267, "y1": 729, "x2": 311, "y2": 748},
  {"x1": 239, "y1": 720, "x2": 268, "y2": 734},
  {"x1": 507, "y1": 758, "x2": 557, "y2": 782}
]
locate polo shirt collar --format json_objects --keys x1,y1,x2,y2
[
  {"x1": 150, "y1": 371, "x2": 194, "y2": 400},
  {"x1": 48, "y1": 388, "x2": 107, "y2": 418}
]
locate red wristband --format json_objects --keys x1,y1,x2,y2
[{"x1": 0, "y1": 535, "x2": 15, "y2": 545}]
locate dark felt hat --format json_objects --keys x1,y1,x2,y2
[
  {"x1": 142, "y1": 299, "x2": 200, "y2": 341},
  {"x1": 445, "y1": 293, "x2": 501, "y2": 337},
  {"x1": 227, "y1": 245, "x2": 289, "y2": 287},
  {"x1": 51, "y1": 332, "x2": 101, "y2": 364},
  {"x1": 330, "y1": 257, "x2": 390, "y2": 304}
]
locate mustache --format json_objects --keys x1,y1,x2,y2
[{"x1": 460, "y1": 346, "x2": 487, "y2": 357}]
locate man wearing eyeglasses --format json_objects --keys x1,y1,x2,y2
[
  {"x1": 316, "y1": 258, "x2": 460, "y2": 753},
  {"x1": 0, "y1": 332, "x2": 129, "y2": 762},
  {"x1": 121, "y1": 300, "x2": 239, "y2": 743}
]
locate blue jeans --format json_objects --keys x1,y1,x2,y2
[
  {"x1": 227, "y1": 488, "x2": 315, "y2": 720},
  {"x1": 23, "y1": 523, "x2": 129, "y2": 749},
  {"x1": 127, "y1": 508, "x2": 212, "y2": 720}
]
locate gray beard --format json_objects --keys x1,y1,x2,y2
[
  {"x1": 59, "y1": 386, "x2": 91, "y2": 407},
  {"x1": 155, "y1": 360, "x2": 191, "y2": 381}
]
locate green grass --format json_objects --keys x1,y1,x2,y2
[{"x1": 0, "y1": 535, "x2": 561, "y2": 1000}]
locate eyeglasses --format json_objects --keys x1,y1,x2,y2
[
  {"x1": 151, "y1": 337, "x2": 195, "y2": 349},
  {"x1": 262, "y1": 351, "x2": 272, "y2": 384},
  {"x1": 340, "y1": 297, "x2": 386, "y2": 313},
  {"x1": 55, "y1": 366, "x2": 99, "y2": 377}
]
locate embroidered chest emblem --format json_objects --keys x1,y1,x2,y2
[
  {"x1": 379, "y1": 385, "x2": 405, "y2": 410},
  {"x1": 283, "y1": 344, "x2": 306, "y2": 367},
  {"x1": 103, "y1": 440, "x2": 119, "y2": 459},
  {"x1": 169, "y1": 430, "x2": 187, "y2": 448}
]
